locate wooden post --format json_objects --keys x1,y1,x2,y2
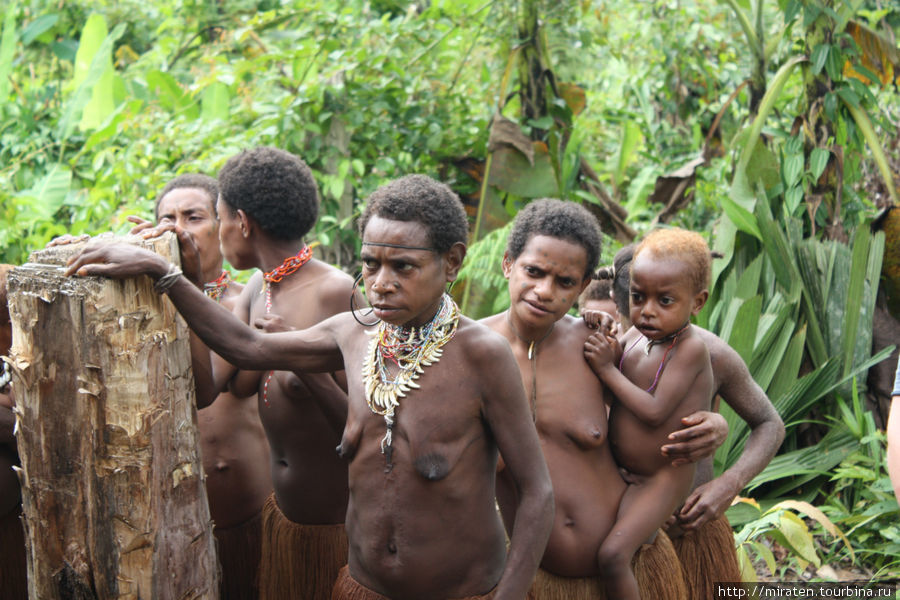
[{"x1": 6, "y1": 234, "x2": 218, "y2": 600}]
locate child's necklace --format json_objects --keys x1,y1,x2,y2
[
  {"x1": 506, "y1": 310, "x2": 554, "y2": 420},
  {"x1": 362, "y1": 294, "x2": 460, "y2": 471},
  {"x1": 643, "y1": 321, "x2": 689, "y2": 355},
  {"x1": 620, "y1": 322, "x2": 690, "y2": 393},
  {"x1": 261, "y1": 246, "x2": 313, "y2": 406}
]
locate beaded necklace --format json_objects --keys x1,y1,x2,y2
[
  {"x1": 362, "y1": 293, "x2": 460, "y2": 470},
  {"x1": 203, "y1": 269, "x2": 231, "y2": 302},
  {"x1": 261, "y1": 246, "x2": 313, "y2": 405},
  {"x1": 619, "y1": 322, "x2": 690, "y2": 393}
]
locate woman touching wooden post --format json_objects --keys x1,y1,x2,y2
[{"x1": 7, "y1": 234, "x2": 218, "y2": 600}]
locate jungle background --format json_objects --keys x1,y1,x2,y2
[{"x1": 2, "y1": 0, "x2": 900, "y2": 584}]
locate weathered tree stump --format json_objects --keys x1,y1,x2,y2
[{"x1": 6, "y1": 234, "x2": 218, "y2": 600}]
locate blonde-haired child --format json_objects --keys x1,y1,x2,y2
[{"x1": 584, "y1": 227, "x2": 714, "y2": 600}]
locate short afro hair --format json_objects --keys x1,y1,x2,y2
[
  {"x1": 358, "y1": 175, "x2": 468, "y2": 253},
  {"x1": 634, "y1": 228, "x2": 710, "y2": 293},
  {"x1": 506, "y1": 199, "x2": 601, "y2": 280},
  {"x1": 218, "y1": 147, "x2": 319, "y2": 241},
  {"x1": 578, "y1": 278, "x2": 613, "y2": 307},
  {"x1": 155, "y1": 173, "x2": 219, "y2": 219}
]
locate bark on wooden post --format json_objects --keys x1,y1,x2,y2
[{"x1": 6, "y1": 234, "x2": 218, "y2": 600}]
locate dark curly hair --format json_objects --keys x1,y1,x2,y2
[
  {"x1": 155, "y1": 173, "x2": 219, "y2": 220},
  {"x1": 358, "y1": 175, "x2": 468, "y2": 253},
  {"x1": 217, "y1": 147, "x2": 319, "y2": 241},
  {"x1": 610, "y1": 244, "x2": 636, "y2": 317},
  {"x1": 578, "y1": 278, "x2": 613, "y2": 305},
  {"x1": 506, "y1": 199, "x2": 601, "y2": 280}
]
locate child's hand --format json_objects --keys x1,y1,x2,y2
[
  {"x1": 584, "y1": 331, "x2": 619, "y2": 374},
  {"x1": 581, "y1": 309, "x2": 619, "y2": 337},
  {"x1": 254, "y1": 313, "x2": 293, "y2": 334}
]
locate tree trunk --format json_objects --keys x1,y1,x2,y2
[{"x1": 6, "y1": 234, "x2": 218, "y2": 600}]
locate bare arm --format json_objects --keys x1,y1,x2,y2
[
  {"x1": 677, "y1": 336, "x2": 784, "y2": 528},
  {"x1": 585, "y1": 332, "x2": 709, "y2": 426},
  {"x1": 65, "y1": 243, "x2": 346, "y2": 375},
  {"x1": 478, "y1": 333, "x2": 554, "y2": 600}
]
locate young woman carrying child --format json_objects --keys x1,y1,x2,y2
[
  {"x1": 584, "y1": 228, "x2": 714, "y2": 600},
  {"x1": 485, "y1": 202, "x2": 727, "y2": 600}
]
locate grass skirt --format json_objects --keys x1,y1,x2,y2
[
  {"x1": 215, "y1": 510, "x2": 263, "y2": 600},
  {"x1": 0, "y1": 505, "x2": 27, "y2": 600},
  {"x1": 331, "y1": 565, "x2": 504, "y2": 600},
  {"x1": 530, "y1": 529, "x2": 687, "y2": 600},
  {"x1": 670, "y1": 514, "x2": 741, "y2": 600},
  {"x1": 259, "y1": 493, "x2": 347, "y2": 600}
]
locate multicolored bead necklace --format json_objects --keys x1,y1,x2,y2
[
  {"x1": 619, "y1": 322, "x2": 690, "y2": 393},
  {"x1": 261, "y1": 246, "x2": 313, "y2": 405},
  {"x1": 203, "y1": 269, "x2": 231, "y2": 302},
  {"x1": 362, "y1": 293, "x2": 460, "y2": 470}
]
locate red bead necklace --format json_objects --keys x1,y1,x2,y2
[
  {"x1": 203, "y1": 269, "x2": 231, "y2": 303},
  {"x1": 262, "y1": 246, "x2": 313, "y2": 405}
]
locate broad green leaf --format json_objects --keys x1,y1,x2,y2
[
  {"x1": 727, "y1": 295, "x2": 761, "y2": 365},
  {"x1": 721, "y1": 193, "x2": 762, "y2": 240},
  {"x1": 735, "y1": 254, "x2": 763, "y2": 300},
  {"x1": 20, "y1": 13, "x2": 58, "y2": 45},
  {"x1": 775, "y1": 511, "x2": 820, "y2": 566},
  {"x1": 0, "y1": 4, "x2": 18, "y2": 101},
  {"x1": 146, "y1": 69, "x2": 199, "y2": 118},
  {"x1": 841, "y1": 231, "x2": 870, "y2": 376},
  {"x1": 782, "y1": 152, "x2": 804, "y2": 187},
  {"x1": 70, "y1": 14, "x2": 107, "y2": 90},
  {"x1": 201, "y1": 82, "x2": 231, "y2": 122},
  {"x1": 749, "y1": 539, "x2": 777, "y2": 576},
  {"x1": 614, "y1": 120, "x2": 642, "y2": 186},
  {"x1": 488, "y1": 144, "x2": 558, "y2": 199},
  {"x1": 57, "y1": 21, "x2": 125, "y2": 140},
  {"x1": 766, "y1": 326, "x2": 806, "y2": 401},
  {"x1": 811, "y1": 43, "x2": 830, "y2": 74},
  {"x1": 809, "y1": 147, "x2": 830, "y2": 180},
  {"x1": 749, "y1": 312, "x2": 793, "y2": 391},
  {"x1": 18, "y1": 164, "x2": 72, "y2": 219}
]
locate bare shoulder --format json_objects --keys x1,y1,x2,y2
[
  {"x1": 556, "y1": 313, "x2": 596, "y2": 343},
  {"x1": 457, "y1": 316, "x2": 515, "y2": 362},
  {"x1": 695, "y1": 327, "x2": 746, "y2": 380},
  {"x1": 674, "y1": 327, "x2": 711, "y2": 367},
  {"x1": 307, "y1": 260, "x2": 355, "y2": 308},
  {"x1": 477, "y1": 311, "x2": 505, "y2": 332}
]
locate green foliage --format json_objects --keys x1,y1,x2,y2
[{"x1": 0, "y1": 0, "x2": 497, "y2": 266}]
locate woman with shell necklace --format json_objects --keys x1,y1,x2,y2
[{"x1": 66, "y1": 174, "x2": 554, "y2": 600}]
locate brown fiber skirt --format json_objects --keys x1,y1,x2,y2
[
  {"x1": 259, "y1": 493, "x2": 348, "y2": 600},
  {"x1": 671, "y1": 514, "x2": 742, "y2": 600},
  {"x1": 331, "y1": 565, "x2": 505, "y2": 600},
  {"x1": 530, "y1": 528, "x2": 687, "y2": 600},
  {"x1": 215, "y1": 510, "x2": 263, "y2": 600},
  {"x1": 0, "y1": 505, "x2": 27, "y2": 600}
]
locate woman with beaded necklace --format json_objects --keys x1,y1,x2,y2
[{"x1": 66, "y1": 174, "x2": 554, "y2": 600}]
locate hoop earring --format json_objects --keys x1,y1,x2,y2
[{"x1": 350, "y1": 272, "x2": 380, "y2": 327}]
